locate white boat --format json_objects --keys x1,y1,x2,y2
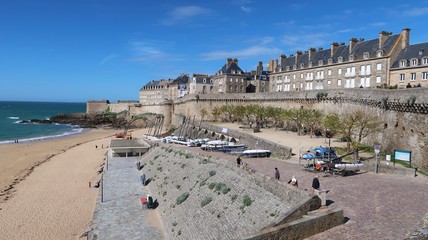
[
  {"x1": 243, "y1": 149, "x2": 271, "y2": 158},
  {"x1": 200, "y1": 140, "x2": 229, "y2": 150},
  {"x1": 334, "y1": 163, "x2": 364, "y2": 171}
]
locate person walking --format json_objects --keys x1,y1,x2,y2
[
  {"x1": 312, "y1": 175, "x2": 320, "y2": 192},
  {"x1": 236, "y1": 156, "x2": 242, "y2": 167},
  {"x1": 274, "y1": 168, "x2": 280, "y2": 180}
]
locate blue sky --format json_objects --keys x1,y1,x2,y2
[{"x1": 1, "y1": 0, "x2": 428, "y2": 102}]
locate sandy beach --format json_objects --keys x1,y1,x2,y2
[{"x1": 0, "y1": 128, "x2": 146, "y2": 240}]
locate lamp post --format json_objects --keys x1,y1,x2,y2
[{"x1": 326, "y1": 129, "x2": 332, "y2": 162}]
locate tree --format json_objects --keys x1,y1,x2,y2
[
  {"x1": 199, "y1": 109, "x2": 208, "y2": 121},
  {"x1": 339, "y1": 109, "x2": 383, "y2": 160},
  {"x1": 302, "y1": 109, "x2": 324, "y2": 138},
  {"x1": 288, "y1": 107, "x2": 306, "y2": 135},
  {"x1": 211, "y1": 106, "x2": 221, "y2": 122},
  {"x1": 265, "y1": 106, "x2": 284, "y2": 130}
]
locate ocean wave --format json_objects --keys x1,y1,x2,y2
[
  {"x1": 0, "y1": 128, "x2": 85, "y2": 145},
  {"x1": 8, "y1": 116, "x2": 20, "y2": 119}
]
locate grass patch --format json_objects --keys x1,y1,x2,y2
[
  {"x1": 201, "y1": 196, "x2": 213, "y2": 207},
  {"x1": 199, "y1": 158, "x2": 211, "y2": 164},
  {"x1": 242, "y1": 195, "x2": 252, "y2": 207},
  {"x1": 394, "y1": 159, "x2": 412, "y2": 168},
  {"x1": 176, "y1": 192, "x2": 190, "y2": 205}
]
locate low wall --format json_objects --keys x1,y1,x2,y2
[{"x1": 243, "y1": 208, "x2": 344, "y2": 240}]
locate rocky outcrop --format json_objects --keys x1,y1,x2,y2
[{"x1": 49, "y1": 113, "x2": 148, "y2": 129}]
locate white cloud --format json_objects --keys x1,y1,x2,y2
[
  {"x1": 162, "y1": 6, "x2": 213, "y2": 25},
  {"x1": 403, "y1": 7, "x2": 428, "y2": 16},
  {"x1": 99, "y1": 54, "x2": 117, "y2": 65},
  {"x1": 370, "y1": 22, "x2": 387, "y2": 27},
  {"x1": 280, "y1": 32, "x2": 331, "y2": 52},
  {"x1": 201, "y1": 45, "x2": 282, "y2": 61},
  {"x1": 240, "y1": 6, "x2": 252, "y2": 13}
]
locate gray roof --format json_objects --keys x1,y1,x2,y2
[
  {"x1": 391, "y1": 42, "x2": 428, "y2": 68},
  {"x1": 172, "y1": 74, "x2": 189, "y2": 85},
  {"x1": 192, "y1": 76, "x2": 212, "y2": 84},
  {"x1": 277, "y1": 34, "x2": 400, "y2": 71},
  {"x1": 140, "y1": 79, "x2": 173, "y2": 90},
  {"x1": 218, "y1": 61, "x2": 244, "y2": 75}
]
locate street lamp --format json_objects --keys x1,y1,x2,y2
[{"x1": 326, "y1": 129, "x2": 332, "y2": 162}]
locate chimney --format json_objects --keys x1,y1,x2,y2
[
  {"x1": 331, "y1": 42, "x2": 339, "y2": 57},
  {"x1": 309, "y1": 48, "x2": 316, "y2": 61},
  {"x1": 233, "y1": 58, "x2": 239, "y2": 64},
  {"x1": 295, "y1": 51, "x2": 302, "y2": 63},
  {"x1": 379, "y1": 31, "x2": 391, "y2": 49},
  {"x1": 349, "y1": 38, "x2": 358, "y2": 54},
  {"x1": 281, "y1": 54, "x2": 286, "y2": 66},
  {"x1": 401, "y1": 28, "x2": 411, "y2": 49},
  {"x1": 226, "y1": 58, "x2": 233, "y2": 67},
  {"x1": 257, "y1": 61, "x2": 263, "y2": 75},
  {"x1": 270, "y1": 60, "x2": 275, "y2": 72}
]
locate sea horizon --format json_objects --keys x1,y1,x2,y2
[{"x1": 0, "y1": 101, "x2": 87, "y2": 144}]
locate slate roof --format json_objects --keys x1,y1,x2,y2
[
  {"x1": 172, "y1": 74, "x2": 189, "y2": 84},
  {"x1": 192, "y1": 76, "x2": 212, "y2": 84},
  {"x1": 218, "y1": 61, "x2": 244, "y2": 75},
  {"x1": 140, "y1": 79, "x2": 173, "y2": 90},
  {"x1": 391, "y1": 42, "x2": 428, "y2": 68},
  {"x1": 276, "y1": 34, "x2": 400, "y2": 72}
]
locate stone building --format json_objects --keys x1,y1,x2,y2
[
  {"x1": 168, "y1": 74, "x2": 190, "y2": 99},
  {"x1": 269, "y1": 29, "x2": 411, "y2": 92},
  {"x1": 247, "y1": 61, "x2": 270, "y2": 93},
  {"x1": 390, "y1": 42, "x2": 428, "y2": 88},
  {"x1": 139, "y1": 79, "x2": 173, "y2": 105},
  {"x1": 212, "y1": 58, "x2": 247, "y2": 94},
  {"x1": 189, "y1": 74, "x2": 213, "y2": 94}
]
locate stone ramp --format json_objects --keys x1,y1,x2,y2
[{"x1": 89, "y1": 156, "x2": 164, "y2": 240}]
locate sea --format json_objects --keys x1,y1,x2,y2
[{"x1": 0, "y1": 101, "x2": 86, "y2": 144}]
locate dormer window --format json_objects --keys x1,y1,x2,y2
[
  {"x1": 203, "y1": 78, "x2": 206, "y2": 83},
  {"x1": 307, "y1": 62, "x2": 312, "y2": 67},
  {"x1": 338, "y1": 56, "x2": 343, "y2": 63},
  {"x1": 293, "y1": 64, "x2": 297, "y2": 70},
  {"x1": 400, "y1": 60, "x2": 407, "y2": 67},
  {"x1": 411, "y1": 58, "x2": 418, "y2": 66},
  {"x1": 349, "y1": 55, "x2": 355, "y2": 61},
  {"x1": 328, "y1": 58, "x2": 333, "y2": 65},
  {"x1": 363, "y1": 52, "x2": 370, "y2": 60},
  {"x1": 318, "y1": 60, "x2": 323, "y2": 66},
  {"x1": 286, "y1": 66, "x2": 290, "y2": 71},
  {"x1": 377, "y1": 50, "x2": 384, "y2": 57},
  {"x1": 423, "y1": 58, "x2": 428, "y2": 65},
  {"x1": 210, "y1": 79, "x2": 213, "y2": 83},
  {"x1": 300, "y1": 63, "x2": 305, "y2": 69}
]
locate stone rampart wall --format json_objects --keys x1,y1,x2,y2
[{"x1": 139, "y1": 145, "x2": 323, "y2": 240}]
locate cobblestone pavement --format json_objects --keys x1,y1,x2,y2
[
  {"x1": 91, "y1": 156, "x2": 165, "y2": 240},
  {"x1": 170, "y1": 143, "x2": 428, "y2": 240}
]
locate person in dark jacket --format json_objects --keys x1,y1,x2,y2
[
  {"x1": 275, "y1": 168, "x2": 280, "y2": 180},
  {"x1": 312, "y1": 175, "x2": 320, "y2": 192}
]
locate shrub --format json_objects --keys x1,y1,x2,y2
[
  {"x1": 231, "y1": 194, "x2": 238, "y2": 202},
  {"x1": 209, "y1": 170, "x2": 216, "y2": 176},
  {"x1": 176, "y1": 184, "x2": 181, "y2": 189},
  {"x1": 181, "y1": 164, "x2": 186, "y2": 169},
  {"x1": 176, "y1": 192, "x2": 190, "y2": 205},
  {"x1": 208, "y1": 182, "x2": 216, "y2": 189},
  {"x1": 199, "y1": 179, "x2": 207, "y2": 187},
  {"x1": 201, "y1": 196, "x2": 213, "y2": 207},
  {"x1": 149, "y1": 160, "x2": 154, "y2": 165},
  {"x1": 243, "y1": 195, "x2": 252, "y2": 207},
  {"x1": 199, "y1": 158, "x2": 211, "y2": 164}
]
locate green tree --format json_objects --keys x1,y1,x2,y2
[
  {"x1": 211, "y1": 106, "x2": 222, "y2": 122},
  {"x1": 288, "y1": 107, "x2": 306, "y2": 135},
  {"x1": 302, "y1": 109, "x2": 324, "y2": 137},
  {"x1": 199, "y1": 109, "x2": 208, "y2": 121},
  {"x1": 339, "y1": 110, "x2": 383, "y2": 160}
]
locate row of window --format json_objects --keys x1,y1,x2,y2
[
  {"x1": 276, "y1": 77, "x2": 383, "y2": 92},
  {"x1": 399, "y1": 72, "x2": 428, "y2": 81},
  {"x1": 273, "y1": 63, "x2": 382, "y2": 83},
  {"x1": 400, "y1": 58, "x2": 428, "y2": 67}
]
